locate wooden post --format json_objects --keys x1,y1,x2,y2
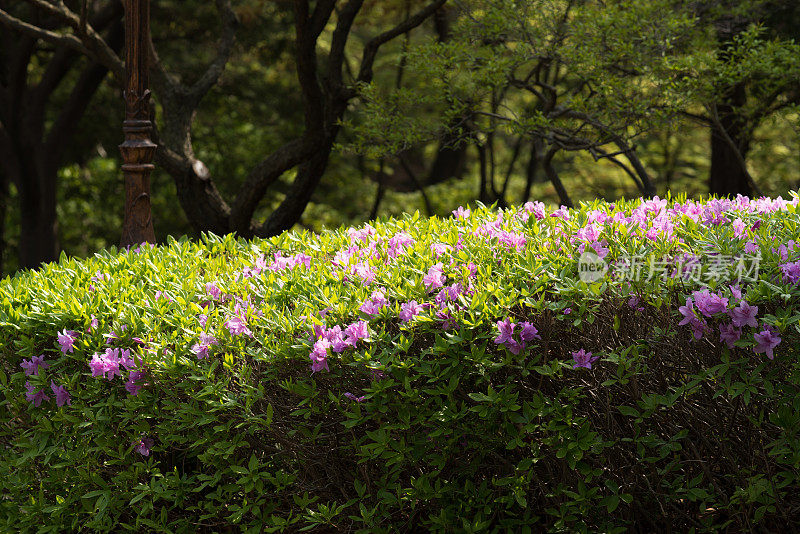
[{"x1": 119, "y1": 0, "x2": 156, "y2": 248}]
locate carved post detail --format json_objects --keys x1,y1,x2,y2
[{"x1": 120, "y1": 0, "x2": 156, "y2": 247}]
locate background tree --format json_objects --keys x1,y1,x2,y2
[
  {"x1": 0, "y1": 0, "x2": 448, "y2": 260},
  {"x1": 1, "y1": 0, "x2": 798, "y2": 277},
  {"x1": 348, "y1": 0, "x2": 800, "y2": 205},
  {"x1": 695, "y1": 0, "x2": 800, "y2": 196},
  {"x1": 0, "y1": 0, "x2": 123, "y2": 268}
]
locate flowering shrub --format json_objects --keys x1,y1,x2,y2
[{"x1": 1, "y1": 193, "x2": 800, "y2": 532}]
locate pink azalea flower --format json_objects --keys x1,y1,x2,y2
[
  {"x1": 781, "y1": 261, "x2": 800, "y2": 284},
  {"x1": 572, "y1": 349, "x2": 600, "y2": 369},
  {"x1": 360, "y1": 290, "x2": 388, "y2": 316},
  {"x1": 744, "y1": 240, "x2": 759, "y2": 254},
  {"x1": 729, "y1": 302, "x2": 758, "y2": 329},
  {"x1": 25, "y1": 382, "x2": 50, "y2": 407},
  {"x1": 20, "y1": 355, "x2": 49, "y2": 376},
  {"x1": 452, "y1": 206, "x2": 471, "y2": 219},
  {"x1": 431, "y1": 243, "x2": 452, "y2": 257},
  {"x1": 732, "y1": 218, "x2": 747, "y2": 238},
  {"x1": 678, "y1": 298, "x2": 695, "y2": 326},
  {"x1": 88, "y1": 354, "x2": 107, "y2": 378},
  {"x1": 57, "y1": 329, "x2": 78, "y2": 354},
  {"x1": 324, "y1": 326, "x2": 348, "y2": 353},
  {"x1": 436, "y1": 309, "x2": 457, "y2": 330},
  {"x1": 310, "y1": 338, "x2": 331, "y2": 373},
  {"x1": 497, "y1": 231, "x2": 527, "y2": 251},
  {"x1": 125, "y1": 377, "x2": 143, "y2": 396},
  {"x1": 191, "y1": 333, "x2": 218, "y2": 360},
  {"x1": 205, "y1": 282, "x2": 222, "y2": 299},
  {"x1": 754, "y1": 327, "x2": 781, "y2": 360},
  {"x1": 225, "y1": 315, "x2": 252, "y2": 337},
  {"x1": 729, "y1": 285, "x2": 743, "y2": 301},
  {"x1": 399, "y1": 300, "x2": 424, "y2": 323},
  {"x1": 344, "y1": 320, "x2": 370, "y2": 346},
  {"x1": 102, "y1": 349, "x2": 122, "y2": 380},
  {"x1": 692, "y1": 289, "x2": 729, "y2": 317},
  {"x1": 523, "y1": 201, "x2": 546, "y2": 220},
  {"x1": 133, "y1": 436, "x2": 154, "y2": 456},
  {"x1": 119, "y1": 349, "x2": 138, "y2": 370},
  {"x1": 50, "y1": 381, "x2": 71, "y2": 407},
  {"x1": 719, "y1": 323, "x2": 742, "y2": 349},
  {"x1": 494, "y1": 318, "x2": 516, "y2": 345},
  {"x1": 519, "y1": 322, "x2": 541, "y2": 342},
  {"x1": 423, "y1": 263, "x2": 446, "y2": 291}
]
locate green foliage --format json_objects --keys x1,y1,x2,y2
[{"x1": 1, "y1": 194, "x2": 800, "y2": 531}]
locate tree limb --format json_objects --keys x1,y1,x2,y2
[
  {"x1": 356, "y1": 0, "x2": 448, "y2": 85},
  {"x1": 187, "y1": 0, "x2": 238, "y2": 103},
  {"x1": 44, "y1": 19, "x2": 123, "y2": 161},
  {"x1": 0, "y1": 9, "x2": 92, "y2": 59},
  {"x1": 21, "y1": 0, "x2": 124, "y2": 79},
  {"x1": 327, "y1": 0, "x2": 364, "y2": 92}
]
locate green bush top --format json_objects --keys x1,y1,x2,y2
[{"x1": 2, "y1": 193, "x2": 800, "y2": 532}]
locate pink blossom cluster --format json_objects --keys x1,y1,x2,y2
[
  {"x1": 191, "y1": 333, "x2": 219, "y2": 360},
  {"x1": 493, "y1": 318, "x2": 541, "y2": 355},
  {"x1": 677, "y1": 288, "x2": 782, "y2": 359},
  {"x1": 57, "y1": 329, "x2": 78, "y2": 354},
  {"x1": 243, "y1": 251, "x2": 312, "y2": 278},
  {"x1": 309, "y1": 320, "x2": 370, "y2": 373},
  {"x1": 360, "y1": 290, "x2": 388, "y2": 316},
  {"x1": 88, "y1": 348, "x2": 145, "y2": 395},
  {"x1": 225, "y1": 314, "x2": 253, "y2": 337},
  {"x1": 572, "y1": 349, "x2": 600, "y2": 369},
  {"x1": 20, "y1": 354, "x2": 72, "y2": 407},
  {"x1": 516, "y1": 201, "x2": 546, "y2": 222}
]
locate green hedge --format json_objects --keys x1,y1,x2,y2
[{"x1": 2, "y1": 194, "x2": 800, "y2": 532}]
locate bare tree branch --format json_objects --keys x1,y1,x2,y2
[
  {"x1": 310, "y1": 0, "x2": 336, "y2": 39},
  {"x1": 327, "y1": 0, "x2": 364, "y2": 92},
  {"x1": 0, "y1": 9, "x2": 92, "y2": 58},
  {"x1": 356, "y1": 0, "x2": 448, "y2": 85},
  {"x1": 21, "y1": 0, "x2": 124, "y2": 79},
  {"x1": 187, "y1": 0, "x2": 238, "y2": 102}
]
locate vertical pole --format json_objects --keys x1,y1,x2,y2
[{"x1": 120, "y1": 0, "x2": 156, "y2": 248}]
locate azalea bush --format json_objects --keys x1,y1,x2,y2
[{"x1": 1, "y1": 193, "x2": 800, "y2": 532}]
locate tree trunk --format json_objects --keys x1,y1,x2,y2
[
  {"x1": 258, "y1": 134, "x2": 337, "y2": 237},
  {"x1": 543, "y1": 148, "x2": 573, "y2": 208},
  {"x1": 0, "y1": 172, "x2": 7, "y2": 275},
  {"x1": 709, "y1": 83, "x2": 752, "y2": 197},
  {"x1": 16, "y1": 149, "x2": 59, "y2": 268}
]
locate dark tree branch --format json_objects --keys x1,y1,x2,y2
[
  {"x1": 356, "y1": 0, "x2": 448, "y2": 85},
  {"x1": 327, "y1": 0, "x2": 364, "y2": 92},
  {"x1": 543, "y1": 148, "x2": 572, "y2": 208},
  {"x1": 45, "y1": 19, "x2": 123, "y2": 161},
  {"x1": 0, "y1": 10, "x2": 92, "y2": 60},
  {"x1": 501, "y1": 136, "x2": 523, "y2": 199},
  {"x1": 398, "y1": 152, "x2": 434, "y2": 216},
  {"x1": 32, "y1": 1, "x2": 122, "y2": 117},
  {"x1": 187, "y1": 0, "x2": 237, "y2": 103},
  {"x1": 294, "y1": 0, "x2": 326, "y2": 132},
  {"x1": 229, "y1": 137, "x2": 319, "y2": 233},
  {"x1": 21, "y1": 0, "x2": 124, "y2": 79},
  {"x1": 549, "y1": 106, "x2": 655, "y2": 196},
  {"x1": 310, "y1": 0, "x2": 336, "y2": 40}
]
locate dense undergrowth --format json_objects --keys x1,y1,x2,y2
[{"x1": 1, "y1": 194, "x2": 800, "y2": 532}]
